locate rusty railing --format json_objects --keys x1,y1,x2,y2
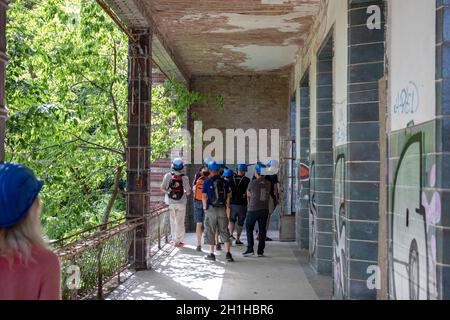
[{"x1": 52, "y1": 204, "x2": 170, "y2": 300}]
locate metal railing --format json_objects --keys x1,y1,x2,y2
[{"x1": 52, "y1": 204, "x2": 170, "y2": 300}]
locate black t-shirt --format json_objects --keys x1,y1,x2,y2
[
  {"x1": 229, "y1": 175, "x2": 250, "y2": 205},
  {"x1": 265, "y1": 174, "x2": 279, "y2": 197}
]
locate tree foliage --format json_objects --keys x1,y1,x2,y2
[{"x1": 5, "y1": 0, "x2": 209, "y2": 240}]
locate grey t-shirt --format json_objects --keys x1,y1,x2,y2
[
  {"x1": 247, "y1": 177, "x2": 271, "y2": 211},
  {"x1": 161, "y1": 171, "x2": 191, "y2": 205}
]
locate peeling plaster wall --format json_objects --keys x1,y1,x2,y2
[{"x1": 145, "y1": 0, "x2": 321, "y2": 76}]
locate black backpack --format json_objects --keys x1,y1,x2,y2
[
  {"x1": 210, "y1": 178, "x2": 227, "y2": 208},
  {"x1": 168, "y1": 173, "x2": 184, "y2": 200}
]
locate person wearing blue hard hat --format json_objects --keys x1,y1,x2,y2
[
  {"x1": 192, "y1": 165, "x2": 210, "y2": 251},
  {"x1": 160, "y1": 158, "x2": 191, "y2": 247},
  {"x1": 243, "y1": 162, "x2": 271, "y2": 258},
  {"x1": 264, "y1": 160, "x2": 280, "y2": 242},
  {"x1": 228, "y1": 164, "x2": 250, "y2": 246},
  {"x1": 202, "y1": 161, "x2": 234, "y2": 262},
  {"x1": 237, "y1": 163, "x2": 248, "y2": 173},
  {"x1": 223, "y1": 169, "x2": 234, "y2": 179},
  {"x1": 0, "y1": 163, "x2": 61, "y2": 300}
]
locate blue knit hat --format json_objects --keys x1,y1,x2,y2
[{"x1": 0, "y1": 163, "x2": 44, "y2": 228}]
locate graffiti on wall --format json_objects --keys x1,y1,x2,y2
[
  {"x1": 393, "y1": 81, "x2": 420, "y2": 117},
  {"x1": 389, "y1": 0, "x2": 436, "y2": 131},
  {"x1": 389, "y1": 133, "x2": 440, "y2": 300},
  {"x1": 333, "y1": 154, "x2": 347, "y2": 298},
  {"x1": 309, "y1": 161, "x2": 318, "y2": 258}
]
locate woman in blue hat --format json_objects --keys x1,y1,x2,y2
[{"x1": 0, "y1": 163, "x2": 61, "y2": 300}]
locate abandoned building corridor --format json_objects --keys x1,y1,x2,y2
[
  {"x1": 1, "y1": 0, "x2": 450, "y2": 301},
  {"x1": 107, "y1": 232, "x2": 332, "y2": 300}
]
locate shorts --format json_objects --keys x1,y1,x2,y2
[
  {"x1": 193, "y1": 200, "x2": 204, "y2": 223},
  {"x1": 204, "y1": 207, "x2": 230, "y2": 245},
  {"x1": 229, "y1": 204, "x2": 247, "y2": 227}
]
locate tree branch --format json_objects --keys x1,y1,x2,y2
[
  {"x1": 109, "y1": 39, "x2": 127, "y2": 155},
  {"x1": 101, "y1": 166, "x2": 123, "y2": 229}
]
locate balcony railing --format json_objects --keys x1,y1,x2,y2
[{"x1": 52, "y1": 204, "x2": 170, "y2": 300}]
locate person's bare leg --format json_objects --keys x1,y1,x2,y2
[
  {"x1": 237, "y1": 225, "x2": 243, "y2": 241},
  {"x1": 225, "y1": 241, "x2": 231, "y2": 253},
  {"x1": 229, "y1": 222, "x2": 235, "y2": 238},
  {"x1": 196, "y1": 223, "x2": 202, "y2": 246}
]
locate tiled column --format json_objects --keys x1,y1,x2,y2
[
  {"x1": 310, "y1": 33, "x2": 334, "y2": 274},
  {"x1": 0, "y1": 0, "x2": 9, "y2": 163},
  {"x1": 298, "y1": 73, "x2": 310, "y2": 250},
  {"x1": 436, "y1": 0, "x2": 450, "y2": 300},
  {"x1": 343, "y1": 0, "x2": 385, "y2": 299},
  {"x1": 127, "y1": 29, "x2": 152, "y2": 270}
]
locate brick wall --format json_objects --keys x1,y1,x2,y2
[
  {"x1": 189, "y1": 75, "x2": 290, "y2": 136},
  {"x1": 150, "y1": 158, "x2": 171, "y2": 205}
]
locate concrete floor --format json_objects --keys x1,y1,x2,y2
[{"x1": 107, "y1": 232, "x2": 332, "y2": 300}]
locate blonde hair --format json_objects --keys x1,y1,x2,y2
[{"x1": 0, "y1": 197, "x2": 47, "y2": 264}]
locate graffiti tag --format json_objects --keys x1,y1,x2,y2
[{"x1": 393, "y1": 81, "x2": 420, "y2": 115}]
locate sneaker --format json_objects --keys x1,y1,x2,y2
[
  {"x1": 226, "y1": 252, "x2": 234, "y2": 262},
  {"x1": 230, "y1": 235, "x2": 236, "y2": 240},
  {"x1": 257, "y1": 253, "x2": 265, "y2": 257},
  {"x1": 205, "y1": 253, "x2": 216, "y2": 261},
  {"x1": 242, "y1": 250, "x2": 254, "y2": 257},
  {"x1": 196, "y1": 245, "x2": 202, "y2": 252},
  {"x1": 265, "y1": 237, "x2": 273, "y2": 242},
  {"x1": 216, "y1": 244, "x2": 222, "y2": 251},
  {"x1": 235, "y1": 240, "x2": 244, "y2": 245}
]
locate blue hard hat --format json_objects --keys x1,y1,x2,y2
[
  {"x1": 208, "y1": 161, "x2": 221, "y2": 172},
  {"x1": 255, "y1": 162, "x2": 267, "y2": 175},
  {"x1": 223, "y1": 169, "x2": 234, "y2": 178},
  {"x1": 172, "y1": 158, "x2": 184, "y2": 171},
  {"x1": 237, "y1": 164, "x2": 248, "y2": 172},
  {"x1": 0, "y1": 163, "x2": 44, "y2": 228}
]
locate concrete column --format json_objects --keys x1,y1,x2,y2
[
  {"x1": 0, "y1": 0, "x2": 9, "y2": 163},
  {"x1": 342, "y1": 0, "x2": 385, "y2": 299},
  {"x1": 436, "y1": 0, "x2": 450, "y2": 300},
  {"x1": 298, "y1": 73, "x2": 310, "y2": 250},
  {"x1": 126, "y1": 29, "x2": 152, "y2": 270},
  {"x1": 310, "y1": 32, "x2": 334, "y2": 274}
]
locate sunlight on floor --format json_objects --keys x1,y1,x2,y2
[{"x1": 156, "y1": 245, "x2": 226, "y2": 300}]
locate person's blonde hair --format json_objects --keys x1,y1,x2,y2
[{"x1": 0, "y1": 197, "x2": 47, "y2": 264}]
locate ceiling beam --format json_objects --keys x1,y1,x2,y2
[{"x1": 101, "y1": 0, "x2": 190, "y2": 84}]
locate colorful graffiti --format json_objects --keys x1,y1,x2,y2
[
  {"x1": 389, "y1": 133, "x2": 440, "y2": 300},
  {"x1": 309, "y1": 162, "x2": 318, "y2": 258},
  {"x1": 333, "y1": 154, "x2": 347, "y2": 299}
]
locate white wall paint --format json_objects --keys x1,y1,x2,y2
[
  {"x1": 333, "y1": 0, "x2": 348, "y2": 147},
  {"x1": 389, "y1": 0, "x2": 436, "y2": 131},
  {"x1": 294, "y1": 0, "x2": 348, "y2": 151},
  {"x1": 223, "y1": 45, "x2": 298, "y2": 72},
  {"x1": 310, "y1": 54, "x2": 317, "y2": 155}
]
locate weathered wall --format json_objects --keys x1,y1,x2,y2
[
  {"x1": 189, "y1": 75, "x2": 290, "y2": 138},
  {"x1": 293, "y1": 0, "x2": 385, "y2": 299},
  {"x1": 386, "y1": 0, "x2": 450, "y2": 300}
]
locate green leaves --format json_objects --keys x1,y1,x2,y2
[
  {"x1": 5, "y1": 0, "x2": 217, "y2": 240},
  {"x1": 6, "y1": 0, "x2": 127, "y2": 240}
]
